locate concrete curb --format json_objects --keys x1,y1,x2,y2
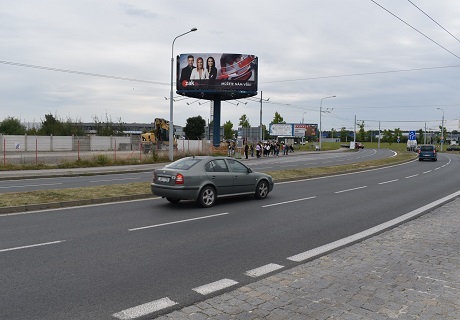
[{"x1": 0, "y1": 194, "x2": 154, "y2": 214}]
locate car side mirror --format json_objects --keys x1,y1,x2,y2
[{"x1": 248, "y1": 168, "x2": 253, "y2": 173}]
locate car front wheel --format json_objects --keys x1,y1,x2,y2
[
  {"x1": 198, "y1": 186, "x2": 216, "y2": 208},
  {"x1": 255, "y1": 180, "x2": 269, "y2": 199}
]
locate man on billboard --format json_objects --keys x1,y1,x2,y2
[{"x1": 180, "y1": 55, "x2": 195, "y2": 85}]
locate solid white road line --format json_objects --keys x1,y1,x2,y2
[
  {"x1": 334, "y1": 186, "x2": 367, "y2": 194},
  {"x1": 112, "y1": 297, "x2": 177, "y2": 319},
  {"x1": 89, "y1": 177, "x2": 139, "y2": 183},
  {"x1": 128, "y1": 212, "x2": 230, "y2": 231},
  {"x1": 245, "y1": 263, "x2": 284, "y2": 278},
  {"x1": 262, "y1": 196, "x2": 316, "y2": 208},
  {"x1": 193, "y1": 279, "x2": 238, "y2": 295},
  {"x1": 0, "y1": 183, "x2": 63, "y2": 189},
  {"x1": 287, "y1": 190, "x2": 460, "y2": 262},
  {"x1": 378, "y1": 179, "x2": 399, "y2": 185},
  {"x1": 405, "y1": 174, "x2": 419, "y2": 179},
  {"x1": 423, "y1": 170, "x2": 432, "y2": 174},
  {"x1": 0, "y1": 240, "x2": 66, "y2": 253}
]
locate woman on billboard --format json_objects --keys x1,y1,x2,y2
[
  {"x1": 190, "y1": 57, "x2": 209, "y2": 80},
  {"x1": 206, "y1": 56, "x2": 217, "y2": 86}
]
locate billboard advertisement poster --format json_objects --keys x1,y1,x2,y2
[
  {"x1": 295, "y1": 124, "x2": 317, "y2": 137},
  {"x1": 177, "y1": 53, "x2": 258, "y2": 100},
  {"x1": 269, "y1": 124, "x2": 293, "y2": 136}
]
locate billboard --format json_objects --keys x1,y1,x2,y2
[
  {"x1": 177, "y1": 53, "x2": 258, "y2": 100},
  {"x1": 270, "y1": 123, "x2": 318, "y2": 137},
  {"x1": 270, "y1": 124, "x2": 293, "y2": 136}
]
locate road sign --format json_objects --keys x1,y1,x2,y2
[
  {"x1": 408, "y1": 131, "x2": 416, "y2": 140},
  {"x1": 397, "y1": 138, "x2": 400, "y2": 143}
]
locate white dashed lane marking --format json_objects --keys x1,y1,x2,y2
[
  {"x1": 245, "y1": 263, "x2": 284, "y2": 278},
  {"x1": 378, "y1": 179, "x2": 399, "y2": 185},
  {"x1": 112, "y1": 297, "x2": 177, "y2": 319},
  {"x1": 334, "y1": 186, "x2": 367, "y2": 194},
  {"x1": 193, "y1": 279, "x2": 238, "y2": 295}
]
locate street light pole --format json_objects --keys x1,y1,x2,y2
[
  {"x1": 319, "y1": 95, "x2": 336, "y2": 151},
  {"x1": 169, "y1": 28, "x2": 197, "y2": 161},
  {"x1": 437, "y1": 107, "x2": 445, "y2": 151}
]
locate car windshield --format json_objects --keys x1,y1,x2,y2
[
  {"x1": 421, "y1": 146, "x2": 434, "y2": 151},
  {"x1": 166, "y1": 158, "x2": 201, "y2": 170}
]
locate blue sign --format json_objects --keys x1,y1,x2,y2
[{"x1": 408, "y1": 131, "x2": 416, "y2": 140}]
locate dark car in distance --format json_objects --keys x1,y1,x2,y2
[
  {"x1": 151, "y1": 156, "x2": 274, "y2": 208},
  {"x1": 418, "y1": 145, "x2": 437, "y2": 161},
  {"x1": 355, "y1": 142, "x2": 364, "y2": 149}
]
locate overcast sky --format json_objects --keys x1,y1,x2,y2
[{"x1": 1, "y1": 0, "x2": 459, "y2": 132}]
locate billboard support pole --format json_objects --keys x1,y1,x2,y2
[
  {"x1": 213, "y1": 97, "x2": 221, "y2": 147},
  {"x1": 169, "y1": 28, "x2": 197, "y2": 162}
]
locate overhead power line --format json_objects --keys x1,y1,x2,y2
[
  {"x1": 2, "y1": 59, "x2": 460, "y2": 88},
  {"x1": 0, "y1": 60, "x2": 169, "y2": 86},
  {"x1": 262, "y1": 64, "x2": 460, "y2": 84},
  {"x1": 370, "y1": 0, "x2": 460, "y2": 60},
  {"x1": 406, "y1": 0, "x2": 460, "y2": 44}
]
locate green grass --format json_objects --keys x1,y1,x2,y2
[{"x1": 0, "y1": 147, "x2": 417, "y2": 209}]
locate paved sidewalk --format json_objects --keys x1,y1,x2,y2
[{"x1": 157, "y1": 198, "x2": 460, "y2": 320}]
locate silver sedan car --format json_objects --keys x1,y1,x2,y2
[{"x1": 151, "y1": 156, "x2": 274, "y2": 207}]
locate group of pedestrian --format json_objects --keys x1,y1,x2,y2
[{"x1": 243, "y1": 141, "x2": 294, "y2": 159}]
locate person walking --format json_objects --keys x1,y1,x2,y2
[{"x1": 244, "y1": 143, "x2": 249, "y2": 159}]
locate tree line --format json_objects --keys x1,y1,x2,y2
[
  {"x1": 0, "y1": 114, "x2": 126, "y2": 136},
  {"x1": 2, "y1": 114, "x2": 451, "y2": 143}
]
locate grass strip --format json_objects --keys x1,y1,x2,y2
[{"x1": 0, "y1": 152, "x2": 416, "y2": 208}]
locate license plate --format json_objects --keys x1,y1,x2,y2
[{"x1": 157, "y1": 177, "x2": 170, "y2": 183}]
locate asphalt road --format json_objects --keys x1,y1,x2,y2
[
  {"x1": 0, "y1": 148, "x2": 392, "y2": 192},
  {"x1": 1, "y1": 153, "x2": 458, "y2": 319}
]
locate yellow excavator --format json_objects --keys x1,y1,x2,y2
[{"x1": 141, "y1": 118, "x2": 177, "y2": 153}]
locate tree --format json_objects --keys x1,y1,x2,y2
[
  {"x1": 329, "y1": 128, "x2": 337, "y2": 139},
  {"x1": 417, "y1": 128, "x2": 425, "y2": 144},
  {"x1": 339, "y1": 127, "x2": 348, "y2": 142},
  {"x1": 272, "y1": 112, "x2": 285, "y2": 124},
  {"x1": 358, "y1": 121, "x2": 366, "y2": 142},
  {"x1": 184, "y1": 115, "x2": 206, "y2": 139},
  {"x1": 223, "y1": 121, "x2": 234, "y2": 140},
  {"x1": 262, "y1": 124, "x2": 269, "y2": 141},
  {"x1": 92, "y1": 114, "x2": 117, "y2": 136},
  {"x1": 383, "y1": 129, "x2": 394, "y2": 144},
  {"x1": 0, "y1": 117, "x2": 26, "y2": 135},
  {"x1": 39, "y1": 114, "x2": 64, "y2": 136},
  {"x1": 239, "y1": 114, "x2": 250, "y2": 128}
]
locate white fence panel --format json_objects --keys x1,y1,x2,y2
[
  {"x1": 90, "y1": 136, "x2": 111, "y2": 151},
  {"x1": 52, "y1": 136, "x2": 73, "y2": 151},
  {"x1": 177, "y1": 139, "x2": 204, "y2": 153},
  {"x1": 3, "y1": 135, "x2": 26, "y2": 152},
  {"x1": 32, "y1": 136, "x2": 51, "y2": 151}
]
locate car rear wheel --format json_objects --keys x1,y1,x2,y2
[
  {"x1": 198, "y1": 186, "x2": 216, "y2": 208},
  {"x1": 255, "y1": 180, "x2": 269, "y2": 199},
  {"x1": 166, "y1": 197, "x2": 180, "y2": 204}
]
